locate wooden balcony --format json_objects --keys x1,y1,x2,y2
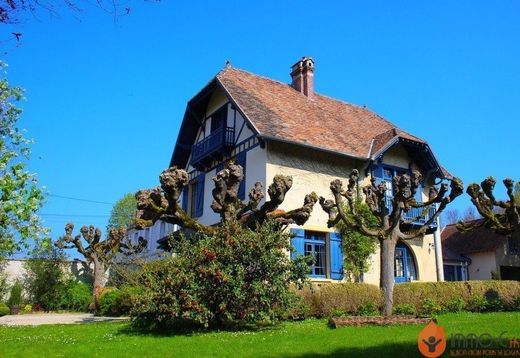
[
  {"x1": 191, "y1": 126, "x2": 234, "y2": 170},
  {"x1": 384, "y1": 197, "x2": 438, "y2": 230}
]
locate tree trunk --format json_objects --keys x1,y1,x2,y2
[
  {"x1": 92, "y1": 256, "x2": 106, "y2": 313},
  {"x1": 380, "y1": 237, "x2": 397, "y2": 316}
]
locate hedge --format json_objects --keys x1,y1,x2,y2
[
  {"x1": 296, "y1": 283, "x2": 383, "y2": 317},
  {"x1": 296, "y1": 281, "x2": 520, "y2": 317}
]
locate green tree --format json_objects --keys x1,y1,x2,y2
[
  {"x1": 23, "y1": 238, "x2": 67, "y2": 311},
  {"x1": 107, "y1": 193, "x2": 137, "y2": 230},
  {"x1": 0, "y1": 62, "x2": 45, "y2": 258},
  {"x1": 336, "y1": 203, "x2": 378, "y2": 282}
]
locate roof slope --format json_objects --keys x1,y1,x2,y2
[
  {"x1": 217, "y1": 67, "x2": 424, "y2": 159},
  {"x1": 441, "y1": 220, "x2": 505, "y2": 256}
]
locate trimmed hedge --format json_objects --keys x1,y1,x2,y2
[
  {"x1": 296, "y1": 281, "x2": 520, "y2": 317},
  {"x1": 393, "y1": 281, "x2": 520, "y2": 314},
  {"x1": 297, "y1": 283, "x2": 382, "y2": 317}
]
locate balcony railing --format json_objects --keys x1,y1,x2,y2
[
  {"x1": 384, "y1": 197, "x2": 437, "y2": 227},
  {"x1": 191, "y1": 126, "x2": 234, "y2": 169}
]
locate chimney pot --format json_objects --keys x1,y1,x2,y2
[{"x1": 290, "y1": 56, "x2": 314, "y2": 97}]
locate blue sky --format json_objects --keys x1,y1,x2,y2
[{"x1": 2, "y1": 1, "x2": 519, "y2": 253}]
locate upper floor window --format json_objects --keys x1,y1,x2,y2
[
  {"x1": 182, "y1": 173, "x2": 205, "y2": 218},
  {"x1": 210, "y1": 105, "x2": 227, "y2": 133},
  {"x1": 373, "y1": 164, "x2": 422, "y2": 202}
]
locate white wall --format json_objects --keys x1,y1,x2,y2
[{"x1": 467, "y1": 252, "x2": 497, "y2": 280}]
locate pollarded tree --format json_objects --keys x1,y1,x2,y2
[
  {"x1": 319, "y1": 169, "x2": 464, "y2": 316},
  {"x1": 465, "y1": 177, "x2": 519, "y2": 235},
  {"x1": 55, "y1": 224, "x2": 147, "y2": 311},
  {"x1": 135, "y1": 161, "x2": 318, "y2": 232}
]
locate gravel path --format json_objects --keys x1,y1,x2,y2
[{"x1": 0, "y1": 313, "x2": 129, "y2": 326}]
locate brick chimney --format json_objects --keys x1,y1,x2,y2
[{"x1": 290, "y1": 57, "x2": 314, "y2": 97}]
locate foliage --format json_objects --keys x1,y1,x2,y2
[
  {"x1": 23, "y1": 304, "x2": 32, "y2": 313},
  {"x1": 297, "y1": 283, "x2": 383, "y2": 318},
  {"x1": 336, "y1": 202, "x2": 379, "y2": 282},
  {"x1": 60, "y1": 281, "x2": 92, "y2": 312},
  {"x1": 357, "y1": 302, "x2": 379, "y2": 316},
  {"x1": 99, "y1": 285, "x2": 141, "y2": 317},
  {"x1": 393, "y1": 303, "x2": 416, "y2": 316},
  {"x1": 23, "y1": 239, "x2": 67, "y2": 311},
  {"x1": 131, "y1": 220, "x2": 309, "y2": 329},
  {"x1": 419, "y1": 298, "x2": 442, "y2": 316},
  {"x1": 107, "y1": 193, "x2": 137, "y2": 231},
  {"x1": 7, "y1": 280, "x2": 23, "y2": 307},
  {"x1": 466, "y1": 294, "x2": 488, "y2": 312},
  {"x1": 0, "y1": 302, "x2": 9, "y2": 316},
  {"x1": 444, "y1": 298, "x2": 465, "y2": 313},
  {"x1": 0, "y1": 62, "x2": 46, "y2": 258},
  {"x1": 0, "y1": 260, "x2": 7, "y2": 300}
]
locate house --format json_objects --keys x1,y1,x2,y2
[
  {"x1": 441, "y1": 221, "x2": 520, "y2": 280},
  {"x1": 134, "y1": 57, "x2": 451, "y2": 285}
]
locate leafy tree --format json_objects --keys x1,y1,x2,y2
[
  {"x1": 55, "y1": 224, "x2": 147, "y2": 312},
  {"x1": 0, "y1": 62, "x2": 45, "y2": 258},
  {"x1": 23, "y1": 238, "x2": 67, "y2": 310},
  {"x1": 107, "y1": 193, "x2": 137, "y2": 230},
  {"x1": 320, "y1": 169, "x2": 463, "y2": 315},
  {"x1": 336, "y1": 202, "x2": 378, "y2": 282}
]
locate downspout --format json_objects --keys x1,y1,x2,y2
[{"x1": 434, "y1": 215, "x2": 444, "y2": 281}]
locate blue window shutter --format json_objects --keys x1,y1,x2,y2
[
  {"x1": 182, "y1": 187, "x2": 189, "y2": 212},
  {"x1": 236, "y1": 151, "x2": 246, "y2": 200},
  {"x1": 290, "y1": 228, "x2": 305, "y2": 260},
  {"x1": 329, "y1": 232, "x2": 344, "y2": 280},
  {"x1": 194, "y1": 173, "x2": 205, "y2": 217}
]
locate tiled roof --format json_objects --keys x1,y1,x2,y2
[
  {"x1": 441, "y1": 220, "x2": 505, "y2": 256},
  {"x1": 217, "y1": 67, "x2": 426, "y2": 159}
]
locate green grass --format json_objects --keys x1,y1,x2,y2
[{"x1": 0, "y1": 312, "x2": 519, "y2": 357}]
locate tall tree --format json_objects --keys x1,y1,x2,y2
[
  {"x1": 55, "y1": 224, "x2": 147, "y2": 311},
  {"x1": 0, "y1": 62, "x2": 45, "y2": 258},
  {"x1": 107, "y1": 193, "x2": 137, "y2": 230},
  {"x1": 320, "y1": 169, "x2": 463, "y2": 315}
]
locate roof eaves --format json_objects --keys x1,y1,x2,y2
[{"x1": 260, "y1": 134, "x2": 369, "y2": 162}]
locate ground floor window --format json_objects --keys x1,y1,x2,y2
[
  {"x1": 394, "y1": 242, "x2": 417, "y2": 283},
  {"x1": 291, "y1": 228, "x2": 343, "y2": 280},
  {"x1": 444, "y1": 264, "x2": 466, "y2": 281}
]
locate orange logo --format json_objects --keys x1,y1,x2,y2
[{"x1": 418, "y1": 321, "x2": 447, "y2": 357}]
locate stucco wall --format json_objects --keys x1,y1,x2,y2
[
  {"x1": 467, "y1": 252, "x2": 497, "y2": 280},
  {"x1": 265, "y1": 141, "x2": 440, "y2": 284}
]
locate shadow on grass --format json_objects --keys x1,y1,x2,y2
[{"x1": 116, "y1": 319, "x2": 283, "y2": 337}]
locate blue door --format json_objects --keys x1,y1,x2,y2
[{"x1": 395, "y1": 243, "x2": 417, "y2": 283}]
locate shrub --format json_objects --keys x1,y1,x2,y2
[
  {"x1": 393, "y1": 303, "x2": 416, "y2": 316},
  {"x1": 23, "y1": 240, "x2": 67, "y2": 311},
  {"x1": 131, "y1": 220, "x2": 309, "y2": 329},
  {"x1": 23, "y1": 304, "x2": 32, "y2": 314},
  {"x1": 513, "y1": 296, "x2": 520, "y2": 310},
  {"x1": 0, "y1": 302, "x2": 9, "y2": 316},
  {"x1": 60, "y1": 281, "x2": 91, "y2": 312},
  {"x1": 420, "y1": 298, "x2": 443, "y2": 316},
  {"x1": 357, "y1": 302, "x2": 379, "y2": 316},
  {"x1": 7, "y1": 281, "x2": 23, "y2": 307},
  {"x1": 444, "y1": 298, "x2": 465, "y2": 313},
  {"x1": 297, "y1": 283, "x2": 383, "y2": 317},
  {"x1": 99, "y1": 286, "x2": 140, "y2": 316},
  {"x1": 467, "y1": 294, "x2": 488, "y2": 312}
]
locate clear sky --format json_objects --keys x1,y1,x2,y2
[{"x1": 2, "y1": 1, "x2": 519, "y2": 255}]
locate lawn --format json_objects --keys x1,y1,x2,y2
[{"x1": 0, "y1": 312, "x2": 519, "y2": 357}]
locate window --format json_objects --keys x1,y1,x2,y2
[
  {"x1": 185, "y1": 173, "x2": 205, "y2": 218},
  {"x1": 394, "y1": 243, "x2": 418, "y2": 283},
  {"x1": 304, "y1": 232, "x2": 326, "y2": 277},
  {"x1": 210, "y1": 105, "x2": 227, "y2": 133},
  {"x1": 291, "y1": 229, "x2": 343, "y2": 280},
  {"x1": 159, "y1": 221, "x2": 166, "y2": 238},
  {"x1": 444, "y1": 265, "x2": 465, "y2": 281},
  {"x1": 236, "y1": 152, "x2": 246, "y2": 200}
]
